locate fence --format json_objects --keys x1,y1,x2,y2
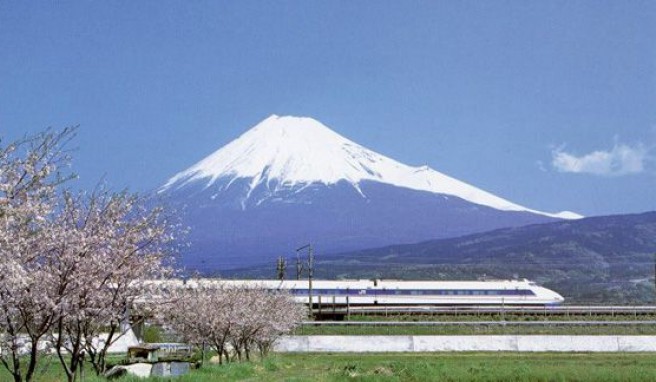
[
  {"x1": 321, "y1": 305, "x2": 656, "y2": 319},
  {"x1": 293, "y1": 320, "x2": 656, "y2": 336}
]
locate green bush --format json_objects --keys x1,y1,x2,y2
[{"x1": 143, "y1": 325, "x2": 163, "y2": 343}]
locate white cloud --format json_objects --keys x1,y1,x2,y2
[{"x1": 551, "y1": 142, "x2": 650, "y2": 176}]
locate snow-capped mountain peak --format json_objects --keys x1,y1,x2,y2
[
  {"x1": 162, "y1": 114, "x2": 386, "y2": 191},
  {"x1": 161, "y1": 115, "x2": 581, "y2": 219}
]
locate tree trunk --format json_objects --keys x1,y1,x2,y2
[
  {"x1": 88, "y1": 321, "x2": 117, "y2": 375},
  {"x1": 214, "y1": 344, "x2": 223, "y2": 365},
  {"x1": 55, "y1": 325, "x2": 81, "y2": 382},
  {"x1": 56, "y1": 345, "x2": 74, "y2": 382},
  {"x1": 24, "y1": 339, "x2": 39, "y2": 382},
  {"x1": 11, "y1": 347, "x2": 22, "y2": 382},
  {"x1": 2, "y1": 335, "x2": 23, "y2": 382}
]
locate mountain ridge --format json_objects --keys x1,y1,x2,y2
[
  {"x1": 229, "y1": 211, "x2": 656, "y2": 303},
  {"x1": 161, "y1": 115, "x2": 580, "y2": 219}
]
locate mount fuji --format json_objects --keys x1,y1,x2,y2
[{"x1": 159, "y1": 115, "x2": 581, "y2": 271}]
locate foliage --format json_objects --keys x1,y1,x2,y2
[
  {"x1": 51, "y1": 189, "x2": 176, "y2": 381},
  {"x1": 0, "y1": 128, "x2": 76, "y2": 382},
  {"x1": 159, "y1": 281, "x2": 305, "y2": 365},
  {"x1": 142, "y1": 325, "x2": 163, "y2": 344},
  {"x1": 0, "y1": 128, "x2": 178, "y2": 382}
]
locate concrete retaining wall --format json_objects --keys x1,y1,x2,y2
[
  {"x1": 274, "y1": 335, "x2": 656, "y2": 352},
  {"x1": 6, "y1": 328, "x2": 140, "y2": 356}
]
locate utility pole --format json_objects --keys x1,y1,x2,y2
[
  {"x1": 295, "y1": 253, "x2": 303, "y2": 280},
  {"x1": 297, "y1": 243, "x2": 314, "y2": 318},
  {"x1": 308, "y1": 245, "x2": 314, "y2": 317},
  {"x1": 276, "y1": 256, "x2": 286, "y2": 280}
]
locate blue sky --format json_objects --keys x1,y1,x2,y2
[{"x1": 1, "y1": 1, "x2": 654, "y2": 217}]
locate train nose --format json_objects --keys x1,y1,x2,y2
[
  {"x1": 552, "y1": 291, "x2": 565, "y2": 303},
  {"x1": 538, "y1": 286, "x2": 565, "y2": 304}
]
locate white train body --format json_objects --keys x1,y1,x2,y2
[{"x1": 183, "y1": 278, "x2": 564, "y2": 306}]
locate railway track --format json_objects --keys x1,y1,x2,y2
[
  {"x1": 312, "y1": 305, "x2": 656, "y2": 319},
  {"x1": 301, "y1": 320, "x2": 656, "y2": 326}
]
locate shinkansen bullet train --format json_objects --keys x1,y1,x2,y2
[{"x1": 175, "y1": 278, "x2": 564, "y2": 306}]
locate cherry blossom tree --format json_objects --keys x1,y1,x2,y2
[
  {"x1": 251, "y1": 291, "x2": 305, "y2": 357},
  {"x1": 160, "y1": 282, "x2": 304, "y2": 366},
  {"x1": 160, "y1": 283, "x2": 235, "y2": 365},
  {"x1": 0, "y1": 128, "x2": 75, "y2": 382},
  {"x1": 0, "y1": 128, "x2": 179, "y2": 382},
  {"x1": 1, "y1": 126, "x2": 301, "y2": 381},
  {"x1": 51, "y1": 189, "x2": 176, "y2": 381}
]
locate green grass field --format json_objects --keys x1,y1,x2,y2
[{"x1": 6, "y1": 353, "x2": 656, "y2": 382}]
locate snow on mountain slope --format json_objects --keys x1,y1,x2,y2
[{"x1": 161, "y1": 115, "x2": 581, "y2": 219}]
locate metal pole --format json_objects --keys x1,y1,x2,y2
[
  {"x1": 296, "y1": 244, "x2": 314, "y2": 318},
  {"x1": 346, "y1": 295, "x2": 350, "y2": 320},
  {"x1": 296, "y1": 253, "x2": 302, "y2": 280},
  {"x1": 276, "y1": 256, "x2": 286, "y2": 280},
  {"x1": 308, "y1": 244, "x2": 314, "y2": 319},
  {"x1": 501, "y1": 298, "x2": 507, "y2": 334}
]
